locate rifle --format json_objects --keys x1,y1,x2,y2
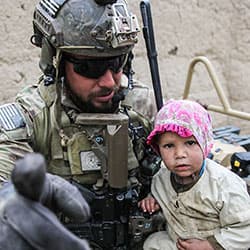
[
  {"x1": 140, "y1": 0, "x2": 163, "y2": 111},
  {"x1": 63, "y1": 113, "x2": 160, "y2": 250}
]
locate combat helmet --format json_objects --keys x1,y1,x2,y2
[{"x1": 31, "y1": 0, "x2": 140, "y2": 83}]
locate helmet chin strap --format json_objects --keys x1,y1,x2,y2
[
  {"x1": 53, "y1": 49, "x2": 64, "y2": 131},
  {"x1": 123, "y1": 51, "x2": 134, "y2": 90}
]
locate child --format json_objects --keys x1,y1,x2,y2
[{"x1": 139, "y1": 99, "x2": 250, "y2": 250}]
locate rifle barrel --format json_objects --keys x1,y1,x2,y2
[{"x1": 140, "y1": 0, "x2": 163, "y2": 111}]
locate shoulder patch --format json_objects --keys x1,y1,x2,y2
[{"x1": 0, "y1": 103, "x2": 25, "y2": 131}]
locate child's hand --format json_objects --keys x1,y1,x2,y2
[
  {"x1": 138, "y1": 196, "x2": 160, "y2": 214},
  {"x1": 177, "y1": 238, "x2": 214, "y2": 250}
]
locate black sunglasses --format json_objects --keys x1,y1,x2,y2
[{"x1": 64, "y1": 54, "x2": 127, "y2": 79}]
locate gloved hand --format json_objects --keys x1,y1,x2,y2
[{"x1": 0, "y1": 153, "x2": 91, "y2": 250}]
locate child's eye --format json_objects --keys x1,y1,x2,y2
[
  {"x1": 186, "y1": 140, "x2": 197, "y2": 146},
  {"x1": 162, "y1": 143, "x2": 173, "y2": 149}
]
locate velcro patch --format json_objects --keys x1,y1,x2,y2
[
  {"x1": 0, "y1": 103, "x2": 25, "y2": 131},
  {"x1": 39, "y1": 0, "x2": 67, "y2": 18}
]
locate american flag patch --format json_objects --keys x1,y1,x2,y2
[{"x1": 0, "y1": 104, "x2": 25, "y2": 131}]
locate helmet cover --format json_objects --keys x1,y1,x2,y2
[{"x1": 33, "y1": 0, "x2": 140, "y2": 57}]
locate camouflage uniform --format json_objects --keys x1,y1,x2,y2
[{"x1": 0, "y1": 77, "x2": 154, "y2": 186}]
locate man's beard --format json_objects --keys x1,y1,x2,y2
[{"x1": 64, "y1": 79, "x2": 125, "y2": 113}]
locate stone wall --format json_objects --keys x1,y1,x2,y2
[{"x1": 1, "y1": 0, "x2": 250, "y2": 133}]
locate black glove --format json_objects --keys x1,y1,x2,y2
[{"x1": 0, "y1": 153, "x2": 90, "y2": 250}]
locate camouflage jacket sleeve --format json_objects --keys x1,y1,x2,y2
[
  {"x1": 121, "y1": 80, "x2": 157, "y2": 123},
  {"x1": 0, "y1": 102, "x2": 34, "y2": 184},
  {"x1": 0, "y1": 81, "x2": 57, "y2": 184}
]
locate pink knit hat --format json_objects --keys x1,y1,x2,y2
[{"x1": 147, "y1": 99, "x2": 214, "y2": 157}]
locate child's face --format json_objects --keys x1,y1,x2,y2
[{"x1": 158, "y1": 132, "x2": 204, "y2": 178}]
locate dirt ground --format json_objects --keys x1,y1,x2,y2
[{"x1": 1, "y1": 0, "x2": 250, "y2": 134}]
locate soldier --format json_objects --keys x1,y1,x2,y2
[
  {"x1": 0, "y1": 0, "x2": 159, "y2": 248},
  {"x1": 0, "y1": 0, "x2": 156, "y2": 182}
]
